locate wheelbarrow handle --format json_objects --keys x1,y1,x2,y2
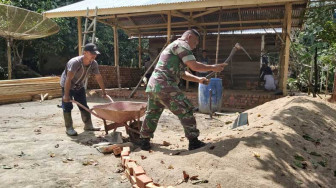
[
  {"x1": 70, "y1": 99, "x2": 103, "y2": 119},
  {"x1": 106, "y1": 95, "x2": 114, "y2": 103}
]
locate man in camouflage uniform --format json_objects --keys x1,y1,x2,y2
[{"x1": 140, "y1": 29, "x2": 228, "y2": 150}]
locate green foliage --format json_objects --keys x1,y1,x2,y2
[
  {"x1": 0, "y1": 0, "x2": 148, "y2": 79},
  {"x1": 290, "y1": 2, "x2": 336, "y2": 92}
]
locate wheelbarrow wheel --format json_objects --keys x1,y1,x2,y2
[{"x1": 128, "y1": 121, "x2": 142, "y2": 144}]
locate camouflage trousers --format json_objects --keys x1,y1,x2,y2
[{"x1": 140, "y1": 91, "x2": 200, "y2": 140}]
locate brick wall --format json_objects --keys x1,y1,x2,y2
[
  {"x1": 87, "y1": 65, "x2": 143, "y2": 89},
  {"x1": 90, "y1": 88, "x2": 282, "y2": 111}
]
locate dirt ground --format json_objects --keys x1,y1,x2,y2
[{"x1": 1, "y1": 94, "x2": 336, "y2": 188}]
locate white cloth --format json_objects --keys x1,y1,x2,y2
[{"x1": 264, "y1": 75, "x2": 276, "y2": 91}]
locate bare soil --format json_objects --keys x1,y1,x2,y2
[{"x1": 1, "y1": 94, "x2": 335, "y2": 188}]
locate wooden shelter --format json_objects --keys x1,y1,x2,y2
[{"x1": 44, "y1": 0, "x2": 308, "y2": 95}]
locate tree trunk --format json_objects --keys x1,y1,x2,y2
[
  {"x1": 313, "y1": 47, "x2": 318, "y2": 97},
  {"x1": 328, "y1": 70, "x2": 336, "y2": 102}
]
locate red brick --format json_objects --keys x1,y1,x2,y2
[
  {"x1": 126, "y1": 161, "x2": 138, "y2": 175},
  {"x1": 125, "y1": 169, "x2": 131, "y2": 181},
  {"x1": 146, "y1": 182, "x2": 163, "y2": 188},
  {"x1": 123, "y1": 146, "x2": 131, "y2": 152},
  {"x1": 133, "y1": 166, "x2": 145, "y2": 176},
  {"x1": 112, "y1": 147, "x2": 122, "y2": 156},
  {"x1": 121, "y1": 150, "x2": 130, "y2": 156},
  {"x1": 136, "y1": 174, "x2": 153, "y2": 188},
  {"x1": 121, "y1": 156, "x2": 130, "y2": 166}
]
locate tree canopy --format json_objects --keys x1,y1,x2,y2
[{"x1": 0, "y1": 0, "x2": 148, "y2": 79}]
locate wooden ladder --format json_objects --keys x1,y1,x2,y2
[
  {"x1": 81, "y1": 7, "x2": 98, "y2": 89},
  {"x1": 81, "y1": 6, "x2": 98, "y2": 52}
]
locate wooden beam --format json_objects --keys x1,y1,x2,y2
[
  {"x1": 161, "y1": 14, "x2": 167, "y2": 23},
  {"x1": 77, "y1": 17, "x2": 82, "y2": 55},
  {"x1": 44, "y1": 0, "x2": 306, "y2": 18},
  {"x1": 122, "y1": 18, "x2": 289, "y2": 29},
  {"x1": 114, "y1": 15, "x2": 121, "y2": 89},
  {"x1": 94, "y1": 18, "x2": 137, "y2": 35},
  {"x1": 127, "y1": 16, "x2": 141, "y2": 33},
  {"x1": 167, "y1": 11, "x2": 171, "y2": 43},
  {"x1": 128, "y1": 24, "x2": 286, "y2": 36},
  {"x1": 171, "y1": 10, "x2": 205, "y2": 32},
  {"x1": 193, "y1": 7, "x2": 220, "y2": 18},
  {"x1": 97, "y1": 11, "x2": 167, "y2": 20},
  {"x1": 215, "y1": 7, "x2": 222, "y2": 71},
  {"x1": 280, "y1": 3, "x2": 292, "y2": 95}
]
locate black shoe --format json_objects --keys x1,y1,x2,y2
[
  {"x1": 140, "y1": 138, "x2": 151, "y2": 151},
  {"x1": 188, "y1": 138, "x2": 206, "y2": 150}
]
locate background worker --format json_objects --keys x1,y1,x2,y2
[
  {"x1": 197, "y1": 49, "x2": 211, "y2": 77},
  {"x1": 140, "y1": 29, "x2": 228, "y2": 151},
  {"x1": 143, "y1": 57, "x2": 153, "y2": 86},
  {"x1": 260, "y1": 62, "x2": 276, "y2": 91},
  {"x1": 60, "y1": 43, "x2": 106, "y2": 136}
]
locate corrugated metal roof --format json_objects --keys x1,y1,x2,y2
[
  {"x1": 44, "y1": 0, "x2": 307, "y2": 36},
  {"x1": 45, "y1": 0, "x2": 203, "y2": 13}
]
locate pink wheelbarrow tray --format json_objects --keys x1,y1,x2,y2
[{"x1": 70, "y1": 95, "x2": 147, "y2": 140}]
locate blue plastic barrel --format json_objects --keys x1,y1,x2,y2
[{"x1": 198, "y1": 78, "x2": 223, "y2": 113}]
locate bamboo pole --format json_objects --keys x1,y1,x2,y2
[
  {"x1": 139, "y1": 34, "x2": 142, "y2": 68},
  {"x1": 215, "y1": 7, "x2": 222, "y2": 78},
  {"x1": 77, "y1": 17, "x2": 82, "y2": 55},
  {"x1": 114, "y1": 15, "x2": 121, "y2": 89},
  {"x1": 280, "y1": 3, "x2": 292, "y2": 95},
  {"x1": 129, "y1": 42, "x2": 169, "y2": 98},
  {"x1": 167, "y1": 11, "x2": 171, "y2": 43},
  {"x1": 82, "y1": 8, "x2": 89, "y2": 46},
  {"x1": 186, "y1": 12, "x2": 192, "y2": 91}
]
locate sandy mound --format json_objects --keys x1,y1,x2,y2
[
  {"x1": 130, "y1": 96, "x2": 336, "y2": 188},
  {"x1": 1, "y1": 95, "x2": 335, "y2": 187}
]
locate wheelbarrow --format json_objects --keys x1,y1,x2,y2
[{"x1": 70, "y1": 95, "x2": 147, "y2": 141}]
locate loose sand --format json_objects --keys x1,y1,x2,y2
[{"x1": 0, "y1": 95, "x2": 335, "y2": 188}]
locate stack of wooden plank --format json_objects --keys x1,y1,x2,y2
[{"x1": 0, "y1": 76, "x2": 62, "y2": 104}]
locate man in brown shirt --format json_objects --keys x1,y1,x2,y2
[{"x1": 60, "y1": 43, "x2": 106, "y2": 136}]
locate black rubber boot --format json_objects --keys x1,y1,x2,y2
[
  {"x1": 188, "y1": 137, "x2": 206, "y2": 150},
  {"x1": 140, "y1": 138, "x2": 151, "y2": 151}
]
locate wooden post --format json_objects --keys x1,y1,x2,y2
[
  {"x1": 114, "y1": 15, "x2": 121, "y2": 89},
  {"x1": 92, "y1": 7, "x2": 98, "y2": 43},
  {"x1": 167, "y1": 11, "x2": 171, "y2": 43},
  {"x1": 77, "y1": 17, "x2": 82, "y2": 55},
  {"x1": 325, "y1": 66, "x2": 329, "y2": 96},
  {"x1": 138, "y1": 34, "x2": 142, "y2": 68},
  {"x1": 186, "y1": 12, "x2": 193, "y2": 91},
  {"x1": 330, "y1": 72, "x2": 336, "y2": 102},
  {"x1": 279, "y1": 3, "x2": 292, "y2": 95},
  {"x1": 260, "y1": 35, "x2": 265, "y2": 67},
  {"x1": 82, "y1": 8, "x2": 89, "y2": 47},
  {"x1": 215, "y1": 7, "x2": 222, "y2": 78}
]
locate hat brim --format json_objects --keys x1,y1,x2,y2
[{"x1": 89, "y1": 50, "x2": 100, "y2": 55}]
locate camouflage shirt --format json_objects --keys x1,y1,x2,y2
[{"x1": 146, "y1": 38, "x2": 196, "y2": 93}]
